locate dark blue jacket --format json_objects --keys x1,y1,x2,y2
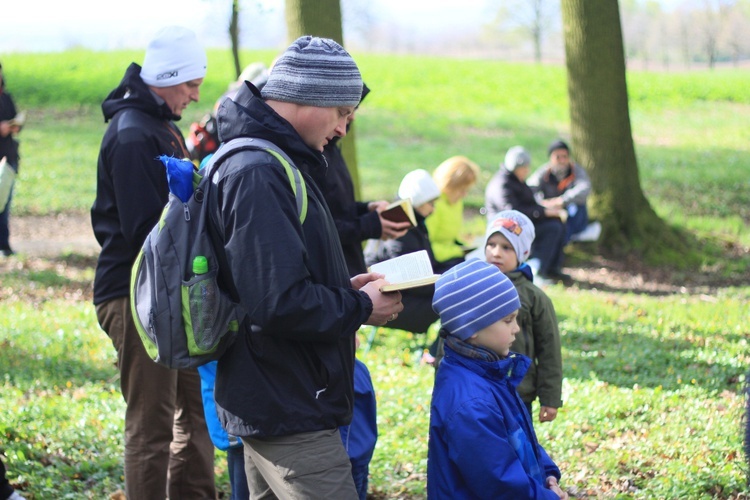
[
  {"x1": 212, "y1": 83, "x2": 373, "y2": 437},
  {"x1": 340, "y1": 359, "x2": 378, "y2": 467},
  {"x1": 428, "y1": 346, "x2": 561, "y2": 499}
]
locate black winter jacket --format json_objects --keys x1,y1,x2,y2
[
  {"x1": 0, "y1": 91, "x2": 19, "y2": 170},
  {"x1": 211, "y1": 83, "x2": 373, "y2": 437},
  {"x1": 363, "y1": 212, "x2": 440, "y2": 333},
  {"x1": 320, "y1": 138, "x2": 382, "y2": 276},
  {"x1": 485, "y1": 168, "x2": 546, "y2": 223},
  {"x1": 91, "y1": 63, "x2": 189, "y2": 305}
]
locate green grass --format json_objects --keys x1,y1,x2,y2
[{"x1": 0, "y1": 49, "x2": 749, "y2": 498}]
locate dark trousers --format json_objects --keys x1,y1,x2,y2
[
  {"x1": 531, "y1": 218, "x2": 566, "y2": 275},
  {"x1": 0, "y1": 186, "x2": 12, "y2": 251},
  {"x1": 351, "y1": 463, "x2": 369, "y2": 500},
  {"x1": 227, "y1": 445, "x2": 250, "y2": 500},
  {"x1": 0, "y1": 457, "x2": 15, "y2": 500},
  {"x1": 565, "y1": 203, "x2": 589, "y2": 243},
  {"x1": 96, "y1": 297, "x2": 216, "y2": 499}
]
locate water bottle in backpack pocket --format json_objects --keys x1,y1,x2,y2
[{"x1": 185, "y1": 255, "x2": 239, "y2": 356}]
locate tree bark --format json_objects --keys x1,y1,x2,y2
[
  {"x1": 284, "y1": 0, "x2": 362, "y2": 199},
  {"x1": 560, "y1": 0, "x2": 682, "y2": 259}
]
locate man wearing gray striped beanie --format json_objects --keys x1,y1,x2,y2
[{"x1": 212, "y1": 34, "x2": 403, "y2": 500}]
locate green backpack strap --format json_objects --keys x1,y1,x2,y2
[
  {"x1": 203, "y1": 137, "x2": 308, "y2": 223},
  {"x1": 264, "y1": 148, "x2": 308, "y2": 224}
]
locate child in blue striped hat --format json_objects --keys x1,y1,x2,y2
[{"x1": 427, "y1": 259, "x2": 568, "y2": 499}]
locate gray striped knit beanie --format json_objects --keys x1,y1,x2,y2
[
  {"x1": 261, "y1": 36, "x2": 363, "y2": 108},
  {"x1": 432, "y1": 259, "x2": 521, "y2": 341}
]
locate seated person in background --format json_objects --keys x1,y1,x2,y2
[
  {"x1": 483, "y1": 210, "x2": 563, "y2": 423},
  {"x1": 425, "y1": 155, "x2": 481, "y2": 271},
  {"x1": 528, "y1": 139, "x2": 600, "y2": 243},
  {"x1": 428, "y1": 260, "x2": 568, "y2": 499},
  {"x1": 364, "y1": 169, "x2": 443, "y2": 335},
  {"x1": 484, "y1": 146, "x2": 568, "y2": 282},
  {"x1": 320, "y1": 83, "x2": 410, "y2": 276}
]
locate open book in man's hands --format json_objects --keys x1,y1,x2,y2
[
  {"x1": 380, "y1": 198, "x2": 416, "y2": 228},
  {"x1": 369, "y1": 250, "x2": 440, "y2": 292},
  {"x1": 7, "y1": 111, "x2": 26, "y2": 129}
]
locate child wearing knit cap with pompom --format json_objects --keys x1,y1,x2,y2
[
  {"x1": 484, "y1": 210, "x2": 563, "y2": 423},
  {"x1": 428, "y1": 259, "x2": 568, "y2": 499}
]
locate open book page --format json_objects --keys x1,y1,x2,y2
[
  {"x1": 8, "y1": 111, "x2": 26, "y2": 128},
  {"x1": 369, "y1": 250, "x2": 440, "y2": 292}
]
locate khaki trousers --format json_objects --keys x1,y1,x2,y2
[
  {"x1": 242, "y1": 429, "x2": 358, "y2": 499},
  {"x1": 96, "y1": 297, "x2": 216, "y2": 499}
]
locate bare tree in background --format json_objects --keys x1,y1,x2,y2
[
  {"x1": 230, "y1": 0, "x2": 241, "y2": 77},
  {"x1": 699, "y1": 0, "x2": 724, "y2": 68},
  {"x1": 560, "y1": 0, "x2": 684, "y2": 259},
  {"x1": 722, "y1": 0, "x2": 750, "y2": 65},
  {"x1": 486, "y1": 0, "x2": 558, "y2": 62}
]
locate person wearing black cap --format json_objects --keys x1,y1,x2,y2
[
  {"x1": 485, "y1": 145, "x2": 568, "y2": 282},
  {"x1": 211, "y1": 36, "x2": 403, "y2": 498},
  {"x1": 528, "y1": 139, "x2": 600, "y2": 244}
]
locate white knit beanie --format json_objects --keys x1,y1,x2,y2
[
  {"x1": 432, "y1": 259, "x2": 521, "y2": 341},
  {"x1": 141, "y1": 26, "x2": 207, "y2": 88},
  {"x1": 398, "y1": 169, "x2": 441, "y2": 207},
  {"x1": 484, "y1": 210, "x2": 536, "y2": 264}
]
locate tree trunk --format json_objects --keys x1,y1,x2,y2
[
  {"x1": 230, "y1": 0, "x2": 241, "y2": 78},
  {"x1": 284, "y1": 0, "x2": 362, "y2": 199},
  {"x1": 560, "y1": 0, "x2": 683, "y2": 260}
]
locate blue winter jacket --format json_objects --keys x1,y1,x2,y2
[
  {"x1": 428, "y1": 346, "x2": 561, "y2": 499},
  {"x1": 339, "y1": 359, "x2": 378, "y2": 468}
]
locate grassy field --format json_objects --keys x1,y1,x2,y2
[{"x1": 0, "y1": 49, "x2": 749, "y2": 498}]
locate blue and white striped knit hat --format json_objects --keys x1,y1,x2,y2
[
  {"x1": 432, "y1": 259, "x2": 521, "y2": 341},
  {"x1": 261, "y1": 36, "x2": 363, "y2": 108}
]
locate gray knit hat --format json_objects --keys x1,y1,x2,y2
[
  {"x1": 261, "y1": 36, "x2": 363, "y2": 108},
  {"x1": 432, "y1": 259, "x2": 521, "y2": 341},
  {"x1": 503, "y1": 145, "x2": 532, "y2": 172}
]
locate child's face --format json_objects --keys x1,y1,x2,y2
[
  {"x1": 467, "y1": 310, "x2": 520, "y2": 357},
  {"x1": 485, "y1": 232, "x2": 518, "y2": 274},
  {"x1": 513, "y1": 165, "x2": 530, "y2": 182},
  {"x1": 415, "y1": 199, "x2": 436, "y2": 218}
]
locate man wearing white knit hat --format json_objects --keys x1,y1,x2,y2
[{"x1": 91, "y1": 26, "x2": 214, "y2": 499}]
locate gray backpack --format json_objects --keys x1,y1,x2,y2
[{"x1": 130, "y1": 137, "x2": 308, "y2": 369}]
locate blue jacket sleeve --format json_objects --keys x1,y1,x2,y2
[{"x1": 197, "y1": 361, "x2": 233, "y2": 451}]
